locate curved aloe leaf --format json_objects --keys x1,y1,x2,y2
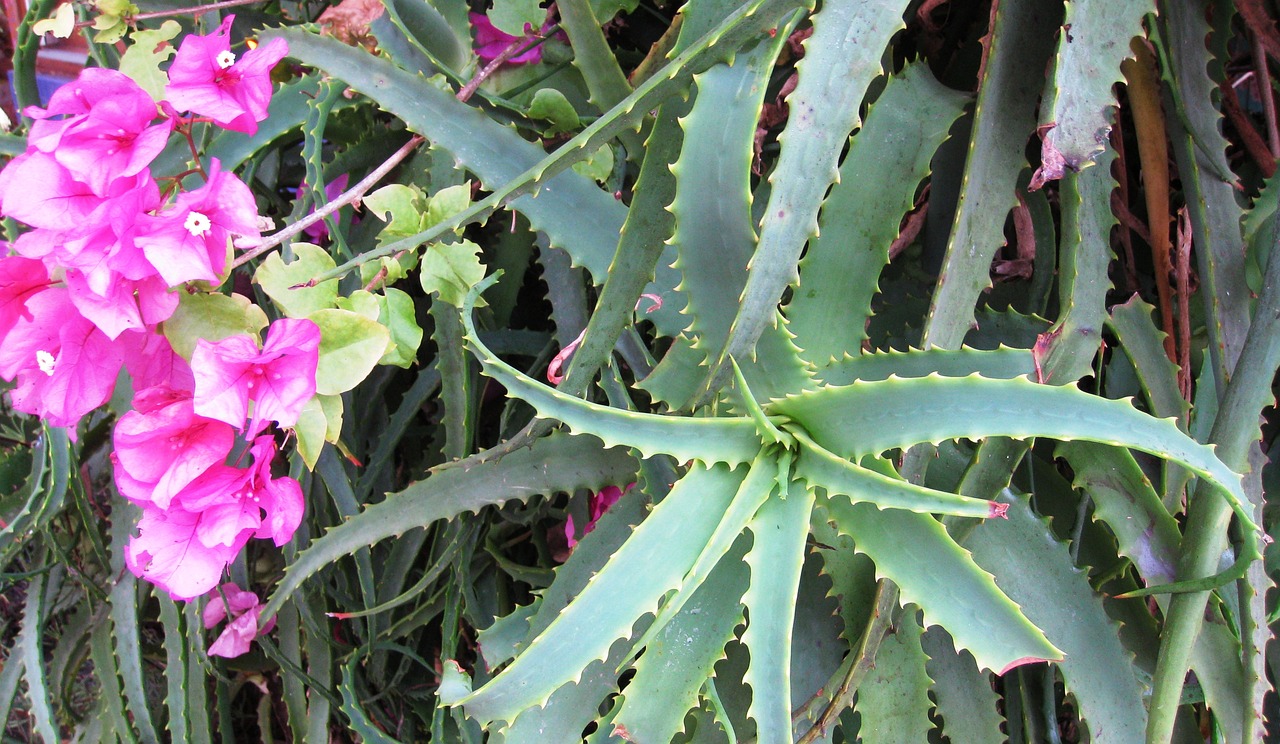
[
  {"x1": 820, "y1": 494, "x2": 1062, "y2": 673},
  {"x1": 669, "y1": 29, "x2": 790, "y2": 364},
  {"x1": 816, "y1": 346, "x2": 1036, "y2": 387},
  {"x1": 443, "y1": 462, "x2": 746, "y2": 725},
  {"x1": 967, "y1": 491, "x2": 1148, "y2": 741},
  {"x1": 261, "y1": 433, "x2": 637, "y2": 621},
  {"x1": 1031, "y1": 0, "x2": 1154, "y2": 186},
  {"x1": 920, "y1": 627, "x2": 1005, "y2": 744},
  {"x1": 787, "y1": 62, "x2": 968, "y2": 365},
  {"x1": 855, "y1": 609, "x2": 933, "y2": 744},
  {"x1": 790, "y1": 430, "x2": 998, "y2": 518},
  {"x1": 923, "y1": 0, "x2": 1061, "y2": 348},
  {"x1": 462, "y1": 277, "x2": 763, "y2": 465},
  {"x1": 612, "y1": 538, "x2": 749, "y2": 744},
  {"x1": 741, "y1": 481, "x2": 815, "y2": 744},
  {"x1": 771, "y1": 374, "x2": 1255, "y2": 536},
  {"x1": 718, "y1": 0, "x2": 912, "y2": 383}
]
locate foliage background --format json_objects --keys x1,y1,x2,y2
[{"x1": 3, "y1": 0, "x2": 1280, "y2": 742}]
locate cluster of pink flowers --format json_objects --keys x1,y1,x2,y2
[{"x1": 0, "y1": 17, "x2": 301, "y2": 654}]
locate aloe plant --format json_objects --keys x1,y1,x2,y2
[{"x1": 5, "y1": 0, "x2": 1280, "y2": 741}]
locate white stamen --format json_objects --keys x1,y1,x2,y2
[
  {"x1": 184, "y1": 211, "x2": 212, "y2": 237},
  {"x1": 216, "y1": 50, "x2": 236, "y2": 69},
  {"x1": 36, "y1": 350, "x2": 55, "y2": 376}
]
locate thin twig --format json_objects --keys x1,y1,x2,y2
[
  {"x1": 457, "y1": 8, "x2": 557, "y2": 102},
  {"x1": 1253, "y1": 32, "x2": 1280, "y2": 157},
  {"x1": 231, "y1": 135, "x2": 424, "y2": 268},
  {"x1": 74, "y1": 0, "x2": 265, "y2": 29},
  {"x1": 1175, "y1": 207, "x2": 1193, "y2": 401}
]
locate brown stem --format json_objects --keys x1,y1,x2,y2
[
  {"x1": 76, "y1": 0, "x2": 266, "y2": 28},
  {"x1": 1222, "y1": 79, "x2": 1277, "y2": 177},
  {"x1": 231, "y1": 135, "x2": 425, "y2": 269},
  {"x1": 1254, "y1": 32, "x2": 1280, "y2": 157}
]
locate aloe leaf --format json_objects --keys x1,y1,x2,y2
[
  {"x1": 182, "y1": 603, "x2": 213, "y2": 742},
  {"x1": 557, "y1": 0, "x2": 632, "y2": 113},
  {"x1": 340, "y1": 656, "x2": 404, "y2": 742},
  {"x1": 462, "y1": 277, "x2": 763, "y2": 464},
  {"x1": 1034, "y1": 145, "x2": 1116, "y2": 385},
  {"x1": 967, "y1": 491, "x2": 1147, "y2": 740},
  {"x1": 382, "y1": 0, "x2": 468, "y2": 71},
  {"x1": 924, "y1": 0, "x2": 1061, "y2": 348},
  {"x1": 629, "y1": 450, "x2": 775, "y2": 656},
  {"x1": 270, "y1": 0, "x2": 807, "y2": 335},
  {"x1": 1056, "y1": 440, "x2": 1248, "y2": 743},
  {"x1": 613, "y1": 538, "x2": 749, "y2": 744},
  {"x1": 788, "y1": 62, "x2": 967, "y2": 364},
  {"x1": 18, "y1": 553, "x2": 57, "y2": 744},
  {"x1": 719, "y1": 0, "x2": 912, "y2": 382},
  {"x1": 107, "y1": 498, "x2": 159, "y2": 744},
  {"x1": 855, "y1": 609, "x2": 933, "y2": 744},
  {"x1": 1032, "y1": 0, "x2": 1155, "y2": 186},
  {"x1": 444, "y1": 462, "x2": 746, "y2": 725},
  {"x1": 790, "y1": 430, "x2": 998, "y2": 518},
  {"x1": 816, "y1": 346, "x2": 1036, "y2": 388},
  {"x1": 772, "y1": 374, "x2": 1253, "y2": 534},
  {"x1": 1109, "y1": 295, "x2": 1189, "y2": 425},
  {"x1": 669, "y1": 28, "x2": 791, "y2": 365},
  {"x1": 261, "y1": 432, "x2": 637, "y2": 621},
  {"x1": 1161, "y1": 0, "x2": 1250, "y2": 384},
  {"x1": 90, "y1": 606, "x2": 138, "y2": 744},
  {"x1": 0, "y1": 631, "x2": 23, "y2": 738},
  {"x1": 495, "y1": 631, "x2": 637, "y2": 743},
  {"x1": 920, "y1": 627, "x2": 1005, "y2": 744},
  {"x1": 741, "y1": 481, "x2": 814, "y2": 744},
  {"x1": 821, "y1": 492, "x2": 1060, "y2": 672},
  {"x1": 156, "y1": 594, "x2": 189, "y2": 744},
  {"x1": 733, "y1": 315, "x2": 816, "y2": 405}
]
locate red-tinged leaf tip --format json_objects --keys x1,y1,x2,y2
[
  {"x1": 326, "y1": 611, "x2": 353, "y2": 620},
  {"x1": 344, "y1": 453, "x2": 364, "y2": 467},
  {"x1": 612, "y1": 724, "x2": 636, "y2": 742},
  {"x1": 999, "y1": 655, "x2": 1055, "y2": 675},
  {"x1": 989, "y1": 502, "x2": 1010, "y2": 519}
]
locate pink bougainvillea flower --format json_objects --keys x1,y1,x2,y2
[
  {"x1": 165, "y1": 15, "x2": 289, "y2": 135},
  {"x1": 136, "y1": 159, "x2": 259, "y2": 286},
  {"x1": 565, "y1": 483, "x2": 632, "y2": 548},
  {"x1": 0, "y1": 256, "x2": 52, "y2": 342},
  {"x1": 191, "y1": 317, "x2": 320, "y2": 433},
  {"x1": 0, "y1": 151, "x2": 108, "y2": 230},
  {"x1": 65, "y1": 270, "x2": 177, "y2": 340},
  {"x1": 26, "y1": 68, "x2": 171, "y2": 195},
  {"x1": 125, "y1": 503, "x2": 240, "y2": 600},
  {"x1": 119, "y1": 330, "x2": 196, "y2": 393},
  {"x1": 203, "y1": 583, "x2": 274, "y2": 658},
  {"x1": 113, "y1": 386, "x2": 236, "y2": 509},
  {"x1": 0, "y1": 286, "x2": 124, "y2": 429},
  {"x1": 176, "y1": 436, "x2": 305, "y2": 549},
  {"x1": 469, "y1": 12, "x2": 544, "y2": 65}
]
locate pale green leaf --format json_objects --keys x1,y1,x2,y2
[
  {"x1": 32, "y1": 3, "x2": 74, "y2": 38},
  {"x1": 162, "y1": 292, "x2": 268, "y2": 360},
  {"x1": 488, "y1": 0, "x2": 544, "y2": 36},
  {"x1": 529, "y1": 88, "x2": 581, "y2": 135},
  {"x1": 255, "y1": 243, "x2": 340, "y2": 318},
  {"x1": 310, "y1": 308, "x2": 391, "y2": 395},
  {"x1": 425, "y1": 184, "x2": 473, "y2": 230},
  {"x1": 421, "y1": 240, "x2": 486, "y2": 307},
  {"x1": 295, "y1": 394, "x2": 344, "y2": 470},
  {"x1": 377, "y1": 288, "x2": 423, "y2": 367},
  {"x1": 119, "y1": 21, "x2": 181, "y2": 100}
]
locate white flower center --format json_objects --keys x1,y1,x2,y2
[
  {"x1": 184, "y1": 211, "x2": 212, "y2": 237},
  {"x1": 36, "y1": 350, "x2": 55, "y2": 376},
  {"x1": 216, "y1": 50, "x2": 236, "y2": 69}
]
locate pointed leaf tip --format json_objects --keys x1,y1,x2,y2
[
  {"x1": 438, "y1": 660, "x2": 473, "y2": 704},
  {"x1": 999, "y1": 655, "x2": 1060, "y2": 675}
]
